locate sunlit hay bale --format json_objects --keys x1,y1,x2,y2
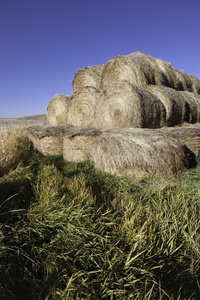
[
  {"x1": 188, "y1": 75, "x2": 200, "y2": 94},
  {"x1": 66, "y1": 86, "x2": 101, "y2": 127},
  {"x1": 72, "y1": 64, "x2": 104, "y2": 92},
  {"x1": 174, "y1": 69, "x2": 193, "y2": 92},
  {"x1": 127, "y1": 51, "x2": 163, "y2": 86},
  {"x1": 148, "y1": 85, "x2": 186, "y2": 127},
  {"x1": 100, "y1": 55, "x2": 147, "y2": 89},
  {"x1": 46, "y1": 94, "x2": 71, "y2": 125},
  {"x1": 91, "y1": 128, "x2": 196, "y2": 179},
  {"x1": 28, "y1": 125, "x2": 73, "y2": 156},
  {"x1": 178, "y1": 91, "x2": 200, "y2": 123},
  {"x1": 95, "y1": 81, "x2": 166, "y2": 131},
  {"x1": 159, "y1": 125, "x2": 200, "y2": 157},
  {"x1": 155, "y1": 58, "x2": 177, "y2": 88},
  {"x1": 63, "y1": 127, "x2": 102, "y2": 162}
]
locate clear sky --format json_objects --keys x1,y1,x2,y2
[{"x1": 0, "y1": 0, "x2": 200, "y2": 118}]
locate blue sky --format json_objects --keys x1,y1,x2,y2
[{"x1": 0, "y1": 0, "x2": 200, "y2": 117}]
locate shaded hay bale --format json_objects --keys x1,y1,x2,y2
[
  {"x1": 28, "y1": 125, "x2": 73, "y2": 156},
  {"x1": 72, "y1": 64, "x2": 104, "y2": 92},
  {"x1": 63, "y1": 127, "x2": 102, "y2": 162},
  {"x1": 174, "y1": 70, "x2": 193, "y2": 92},
  {"x1": 66, "y1": 86, "x2": 101, "y2": 127},
  {"x1": 159, "y1": 125, "x2": 200, "y2": 157},
  {"x1": 189, "y1": 75, "x2": 200, "y2": 94},
  {"x1": 95, "y1": 81, "x2": 166, "y2": 130},
  {"x1": 148, "y1": 85, "x2": 187, "y2": 126},
  {"x1": 91, "y1": 128, "x2": 196, "y2": 179},
  {"x1": 100, "y1": 55, "x2": 147, "y2": 89},
  {"x1": 178, "y1": 91, "x2": 200, "y2": 123},
  {"x1": 46, "y1": 94, "x2": 71, "y2": 125},
  {"x1": 155, "y1": 58, "x2": 177, "y2": 88}
]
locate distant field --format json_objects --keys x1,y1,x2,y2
[{"x1": 0, "y1": 114, "x2": 47, "y2": 131}]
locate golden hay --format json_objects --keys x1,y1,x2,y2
[
  {"x1": 155, "y1": 58, "x2": 177, "y2": 88},
  {"x1": 46, "y1": 94, "x2": 71, "y2": 125},
  {"x1": 28, "y1": 125, "x2": 73, "y2": 156},
  {"x1": 158, "y1": 125, "x2": 200, "y2": 157},
  {"x1": 178, "y1": 91, "x2": 200, "y2": 123},
  {"x1": 189, "y1": 75, "x2": 200, "y2": 94},
  {"x1": 95, "y1": 81, "x2": 166, "y2": 130},
  {"x1": 66, "y1": 86, "x2": 101, "y2": 127},
  {"x1": 174, "y1": 70, "x2": 193, "y2": 92},
  {"x1": 63, "y1": 127, "x2": 102, "y2": 162},
  {"x1": 148, "y1": 85, "x2": 187, "y2": 126},
  {"x1": 100, "y1": 55, "x2": 147, "y2": 89},
  {"x1": 91, "y1": 128, "x2": 196, "y2": 179},
  {"x1": 72, "y1": 64, "x2": 104, "y2": 92}
]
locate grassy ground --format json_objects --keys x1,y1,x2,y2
[{"x1": 1, "y1": 127, "x2": 200, "y2": 299}]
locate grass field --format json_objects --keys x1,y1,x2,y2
[{"x1": 1, "y1": 124, "x2": 200, "y2": 299}]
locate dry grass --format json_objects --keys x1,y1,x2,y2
[
  {"x1": 72, "y1": 64, "x2": 104, "y2": 92},
  {"x1": 46, "y1": 94, "x2": 71, "y2": 125},
  {"x1": 91, "y1": 127, "x2": 196, "y2": 179},
  {"x1": 95, "y1": 81, "x2": 166, "y2": 130},
  {"x1": 66, "y1": 86, "x2": 101, "y2": 127}
]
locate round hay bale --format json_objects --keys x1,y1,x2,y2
[
  {"x1": 46, "y1": 94, "x2": 71, "y2": 125},
  {"x1": 28, "y1": 125, "x2": 73, "y2": 156},
  {"x1": 178, "y1": 91, "x2": 200, "y2": 123},
  {"x1": 127, "y1": 51, "x2": 162, "y2": 86},
  {"x1": 148, "y1": 85, "x2": 186, "y2": 126},
  {"x1": 72, "y1": 64, "x2": 104, "y2": 92},
  {"x1": 188, "y1": 75, "x2": 200, "y2": 94},
  {"x1": 63, "y1": 127, "x2": 102, "y2": 162},
  {"x1": 174, "y1": 70, "x2": 193, "y2": 92},
  {"x1": 100, "y1": 55, "x2": 147, "y2": 89},
  {"x1": 155, "y1": 58, "x2": 177, "y2": 88},
  {"x1": 91, "y1": 128, "x2": 196, "y2": 179},
  {"x1": 66, "y1": 86, "x2": 101, "y2": 127},
  {"x1": 95, "y1": 81, "x2": 166, "y2": 130},
  {"x1": 159, "y1": 125, "x2": 200, "y2": 157}
]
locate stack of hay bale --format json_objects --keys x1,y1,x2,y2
[{"x1": 29, "y1": 51, "x2": 200, "y2": 179}]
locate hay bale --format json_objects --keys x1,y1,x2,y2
[
  {"x1": 155, "y1": 58, "x2": 177, "y2": 88},
  {"x1": 159, "y1": 125, "x2": 200, "y2": 157},
  {"x1": 66, "y1": 86, "x2": 101, "y2": 127},
  {"x1": 178, "y1": 91, "x2": 200, "y2": 123},
  {"x1": 91, "y1": 128, "x2": 196, "y2": 179},
  {"x1": 100, "y1": 55, "x2": 147, "y2": 89},
  {"x1": 148, "y1": 85, "x2": 186, "y2": 126},
  {"x1": 188, "y1": 75, "x2": 200, "y2": 94},
  {"x1": 46, "y1": 94, "x2": 71, "y2": 125},
  {"x1": 127, "y1": 51, "x2": 163, "y2": 86},
  {"x1": 72, "y1": 64, "x2": 104, "y2": 92},
  {"x1": 95, "y1": 81, "x2": 166, "y2": 130},
  {"x1": 174, "y1": 70, "x2": 193, "y2": 92},
  {"x1": 63, "y1": 127, "x2": 102, "y2": 162},
  {"x1": 28, "y1": 125, "x2": 72, "y2": 156}
]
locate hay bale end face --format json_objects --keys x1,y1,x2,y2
[
  {"x1": 66, "y1": 86, "x2": 101, "y2": 127},
  {"x1": 91, "y1": 128, "x2": 196, "y2": 179},
  {"x1": 95, "y1": 81, "x2": 166, "y2": 130},
  {"x1": 72, "y1": 64, "x2": 104, "y2": 92},
  {"x1": 46, "y1": 94, "x2": 71, "y2": 125},
  {"x1": 63, "y1": 127, "x2": 102, "y2": 162}
]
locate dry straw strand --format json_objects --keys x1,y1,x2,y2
[
  {"x1": 72, "y1": 64, "x2": 104, "y2": 92},
  {"x1": 46, "y1": 94, "x2": 71, "y2": 125},
  {"x1": 66, "y1": 86, "x2": 101, "y2": 127},
  {"x1": 95, "y1": 81, "x2": 166, "y2": 130},
  {"x1": 91, "y1": 128, "x2": 196, "y2": 179}
]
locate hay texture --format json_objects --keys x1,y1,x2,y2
[
  {"x1": 91, "y1": 128, "x2": 196, "y2": 179},
  {"x1": 100, "y1": 55, "x2": 147, "y2": 89},
  {"x1": 72, "y1": 64, "x2": 104, "y2": 92},
  {"x1": 148, "y1": 85, "x2": 187, "y2": 126},
  {"x1": 28, "y1": 125, "x2": 72, "y2": 156},
  {"x1": 159, "y1": 125, "x2": 200, "y2": 157},
  {"x1": 178, "y1": 91, "x2": 200, "y2": 123},
  {"x1": 189, "y1": 75, "x2": 200, "y2": 94},
  {"x1": 63, "y1": 127, "x2": 102, "y2": 162},
  {"x1": 66, "y1": 86, "x2": 101, "y2": 127},
  {"x1": 95, "y1": 81, "x2": 166, "y2": 130},
  {"x1": 155, "y1": 59, "x2": 177, "y2": 88},
  {"x1": 46, "y1": 94, "x2": 71, "y2": 125}
]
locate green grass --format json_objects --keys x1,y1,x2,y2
[{"x1": 1, "y1": 130, "x2": 200, "y2": 299}]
